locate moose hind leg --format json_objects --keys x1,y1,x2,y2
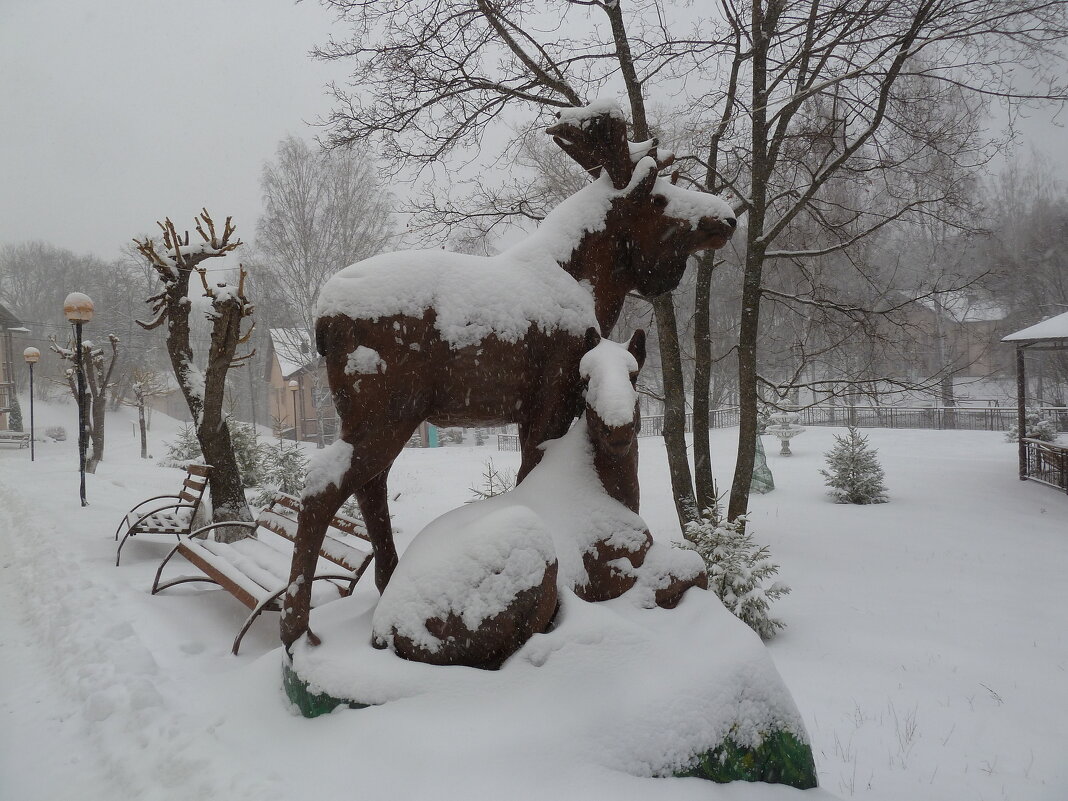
[{"x1": 355, "y1": 470, "x2": 397, "y2": 592}]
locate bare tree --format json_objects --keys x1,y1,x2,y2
[
  {"x1": 121, "y1": 367, "x2": 173, "y2": 459},
  {"x1": 311, "y1": 0, "x2": 1068, "y2": 526},
  {"x1": 50, "y1": 333, "x2": 120, "y2": 469},
  {"x1": 255, "y1": 136, "x2": 395, "y2": 342},
  {"x1": 133, "y1": 211, "x2": 256, "y2": 538},
  {"x1": 692, "y1": 2, "x2": 1067, "y2": 520}
]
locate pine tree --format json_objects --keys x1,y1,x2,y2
[
  {"x1": 252, "y1": 440, "x2": 309, "y2": 507},
  {"x1": 163, "y1": 418, "x2": 266, "y2": 489},
  {"x1": 820, "y1": 427, "x2": 888, "y2": 504},
  {"x1": 227, "y1": 419, "x2": 267, "y2": 488},
  {"x1": 1005, "y1": 409, "x2": 1059, "y2": 444},
  {"x1": 161, "y1": 424, "x2": 203, "y2": 468},
  {"x1": 468, "y1": 459, "x2": 517, "y2": 501},
  {"x1": 678, "y1": 509, "x2": 790, "y2": 639},
  {"x1": 8, "y1": 396, "x2": 23, "y2": 432}
]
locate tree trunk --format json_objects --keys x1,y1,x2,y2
[
  {"x1": 90, "y1": 387, "x2": 106, "y2": 466},
  {"x1": 728, "y1": 250, "x2": 764, "y2": 522},
  {"x1": 653, "y1": 293, "x2": 698, "y2": 526},
  {"x1": 692, "y1": 253, "x2": 718, "y2": 513},
  {"x1": 727, "y1": 0, "x2": 770, "y2": 524},
  {"x1": 138, "y1": 397, "x2": 148, "y2": 459}
]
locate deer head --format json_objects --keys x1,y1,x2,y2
[
  {"x1": 547, "y1": 104, "x2": 736, "y2": 299},
  {"x1": 580, "y1": 327, "x2": 647, "y2": 458}
]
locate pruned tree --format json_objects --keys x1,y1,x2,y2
[
  {"x1": 133, "y1": 210, "x2": 256, "y2": 538},
  {"x1": 50, "y1": 333, "x2": 119, "y2": 469},
  {"x1": 121, "y1": 367, "x2": 173, "y2": 459}
]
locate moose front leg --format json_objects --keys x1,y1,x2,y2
[{"x1": 281, "y1": 441, "x2": 360, "y2": 651}]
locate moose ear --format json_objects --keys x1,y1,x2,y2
[
  {"x1": 584, "y1": 326, "x2": 601, "y2": 353},
  {"x1": 628, "y1": 329, "x2": 647, "y2": 369},
  {"x1": 629, "y1": 156, "x2": 659, "y2": 199}
]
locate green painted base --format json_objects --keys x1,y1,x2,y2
[
  {"x1": 675, "y1": 728, "x2": 817, "y2": 789},
  {"x1": 284, "y1": 660, "x2": 816, "y2": 789},
  {"x1": 282, "y1": 659, "x2": 369, "y2": 718}
]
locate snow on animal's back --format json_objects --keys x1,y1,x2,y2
[{"x1": 316, "y1": 246, "x2": 597, "y2": 350}]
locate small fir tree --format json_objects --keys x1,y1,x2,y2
[
  {"x1": 678, "y1": 509, "x2": 790, "y2": 639},
  {"x1": 8, "y1": 395, "x2": 24, "y2": 432},
  {"x1": 227, "y1": 419, "x2": 266, "y2": 488},
  {"x1": 252, "y1": 440, "x2": 309, "y2": 507},
  {"x1": 162, "y1": 418, "x2": 266, "y2": 488},
  {"x1": 820, "y1": 426, "x2": 888, "y2": 504},
  {"x1": 468, "y1": 459, "x2": 517, "y2": 501},
  {"x1": 1005, "y1": 409, "x2": 1060, "y2": 444},
  {"x1": 161, "y1": 424, "x2": 203, "y2": 468}
]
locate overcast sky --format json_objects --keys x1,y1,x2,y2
[
  {"x1": 0, "y1": 0, "x2": 339, "y2": 259},
  {"x1": 2, "y1": 2, "x2": 1066, "y2": 263}
]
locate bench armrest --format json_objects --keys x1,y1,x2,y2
[
  {"x1": 125, "y1": 494, "x2": 185, "y2": 515},
  {"x1": 187, "y1": 520, "x2": 259, "y2": 541}
]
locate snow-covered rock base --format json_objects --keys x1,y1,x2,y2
[{"x1": 286, "y1": 582, "x2": 817, "y2": 789}]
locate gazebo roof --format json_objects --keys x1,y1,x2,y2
[{"x1": 1002, "y1": 310, "x2": 1068, "y2": 346}]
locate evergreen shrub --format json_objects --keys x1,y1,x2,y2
[
  {"x1": 678, "y1": 509, "x2": 790, "y2": 639},
  {"x1": 820, "y1": 426, "x2": 888, "y2": 504}
]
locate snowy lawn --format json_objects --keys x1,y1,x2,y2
[{"x1": 1, "y1": 399, "x2": 1066, "y2": 800}]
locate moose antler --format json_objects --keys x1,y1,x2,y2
[{"x1": 547, "y1": 104, "x2": 676, "y2": 189}]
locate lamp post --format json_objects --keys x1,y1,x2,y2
[
  {"x1": 288, "y1": 379, "x2": 299, "y2": 442},
  {"x1": 64, "y1": 292, "x2": 94, "y2": 506},
  {"x1": 23, "y1": 347, "x2": 40, "y2": 462}
]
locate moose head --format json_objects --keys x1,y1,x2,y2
[{"x1": 546, "y1": 104, "x2": 737, "y2": 315}]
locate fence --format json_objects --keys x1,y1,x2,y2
[
  {"x1": 639, "y1": 406, "x2": 740, "y2": 438},
  {"x1": 1024, "y1": 438, "x2": 1068, "y2": 493},
  {"x1": 797, "y1": 405, "x2": 1068, "y2": 433},
  {"x1": 496, "y1": 405, "x2": 1068, "y2": 450}
]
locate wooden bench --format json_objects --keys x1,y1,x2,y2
[
  {"x1": 115, "y1": 464, "x2": 212, "y2": 565},
  {"x1": 0, "y1": 430, "x2": 30, "y2": 448},
  {"x1": 151, "y1": 492, "x2": 373, "y2": 654}
]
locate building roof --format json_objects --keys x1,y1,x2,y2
[
  {"x1": 918, "y1": 291, "x2": 1008, "y2": 324},
  {"x1": 267, "y1": 328, "x2": 317, "y2": 379},
  {"x1": 1002, "y1": 310, "x2": 1068, "y2": 344},
  {"x1": 0, "y1": 302, "x2": 22, "y2": 329}
]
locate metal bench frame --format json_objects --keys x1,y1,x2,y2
[
  {"x1": 114, "y1": 463, "x2": 212, "y2": 565},
  {"x1": 151, "y1": 492, "x2": 373, "y2": 654}
]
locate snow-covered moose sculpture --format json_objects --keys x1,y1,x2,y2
[{"x1": 281, "y1": 102, "x2": 736, "y2": 651}]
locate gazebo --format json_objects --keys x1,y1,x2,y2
[{"x1": 1002, "y1": 310, "x2": 1068, "y2": 492}]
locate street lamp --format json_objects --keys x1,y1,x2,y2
[
  {"x1": 288, "y1": 379, "x2": 299, "y2": 442},
  {"x1": 23, "y1": 347, "x2": 40, "y2": 462},
  {"x1": 64, "y1": 292, "x2": 94, "y2": 507}
]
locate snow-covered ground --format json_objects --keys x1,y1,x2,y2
[{"x1": 1, "y1": 398, "x2": 1066, "y2": 800}]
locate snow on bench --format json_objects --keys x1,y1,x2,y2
[
  {"x1": 151, "y1": 492, "x2": 373, "y2": 654},
  {"x1": 0, "y1": 431, "x2": 30, "y2": 448}
]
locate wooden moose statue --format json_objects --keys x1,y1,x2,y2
[{"x1": 281, "y1": 102, "x2": 736, "y2": 651}]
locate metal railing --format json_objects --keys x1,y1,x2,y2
[
  {"x1": 497, "y1": 434, "x2": 521, "y2": 451},
  {"x1": 495, "y1": 405, "x2": 1068, "y2": 450},
  {"x1": 639, "y1": 406, "x2": 740, "y2": 438},
  {"x1": 1024, "y1": 438, "x2": 1068, "y2": 493},
  {"x1": 797, "y1": 405, "x2": 1068, "y2": 433}
]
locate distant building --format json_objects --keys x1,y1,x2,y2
[
  {"x1": 0, "y1": 302, "x2": 25, "y2": 430},
  {"x1": 263, "y1": 328, "x2": 338, "y2": 443}
]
